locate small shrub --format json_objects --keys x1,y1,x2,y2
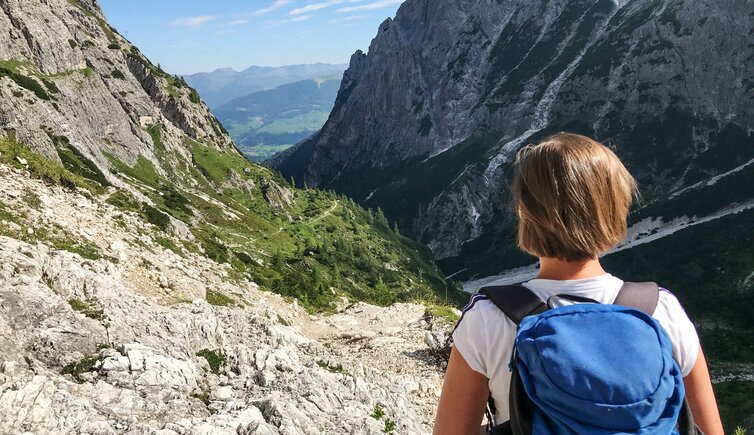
[
  {"x1": 0, "y1": 67, "x2": 51, "y2": 100},
  {"x1": 384, "y1": 418, "x2": 396, "y2": 433},
  {"x1": 110, "y1": 69, "x2": 125, "y2": 79},
  {"x1": 68, "y1": 298, "x2": 104, "y2": 320},
  {"x1": 371, "y1": 405, "x2": 385, "y2": 420},
  {"x1": 191, "y1": 389, "x2": 211, "y2": 406},
  {"x1": 68, "y1": 39, "x2": 77, "y2": 49},
  {"x1": 107, "y1": 42, "x2": 121, "y2": 50},
  {"x1": 196, "y1": 349, "x2": 226, "y2": 375},
  {"x1": 53, "y1": 136, "x2": 110, "y2": 189},
  {"x1": 189, "y1": 89, "x2": 201, "y2": 104},
  {"x1": 41, "y1": 78, "x2": 60, "y2": 94},
  {"x1": 61, "y1": 354, "x2": 101, "y2": 383},
  {"x1": 276, "y1": 314, "x2": 290, "y2": 326},
  {"x1": 105, "y1": 190, "x2": 140, "y2": 212},
  {"x1": 316, "y1": 360, "x2": 347, "y2": 375},
  {"x1": 206, "y1": 290, "x2": 234, "y2": 307},
  {"x1": 155, "y1": 236, "x2": 182, "y2": 256},
  {"x1": 162, "y1": 188, "x2": 193, "y2": 216},
  {"x1": 23, "y1": 190, "x2": 42, "y2": 209},
  {"x1": 143, "y1": 204, "x2": 170, "y2": 231},
  {"x1": 200, "y1": 235, "x2": 229, "y2": 264}
]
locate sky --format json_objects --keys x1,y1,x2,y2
[{"x1": 99, "y1": 0, "x2": 405, "y2": 75}]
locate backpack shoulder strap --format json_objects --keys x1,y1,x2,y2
[
  {"x1": 479, "y1": 284, "x2": 546, "y2": 326},
  {"x1": 614, "y1": 281, "x2": 660, "y2": 315}
]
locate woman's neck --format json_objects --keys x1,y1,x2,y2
[{"x1": 536, "y1": 257, "x2": 607, "y2": 280}]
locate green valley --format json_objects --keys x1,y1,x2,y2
[{"x1": 214, "y1": 79, "x2": 341, "y2": 162}]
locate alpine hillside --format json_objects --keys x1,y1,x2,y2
[
  {"x1": 273, "y1": 0, "x2": 754, "y2": 429},
  {"x1": 0, "y1": 0, "x2": 466, "y2": 432}
]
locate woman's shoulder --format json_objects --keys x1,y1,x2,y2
[
  {"x1": 451, "y1": 293, "x2": 518, "y2": 378},
  {"x1": 454, "y1": 293, "x2": 515, "y2": 334}
]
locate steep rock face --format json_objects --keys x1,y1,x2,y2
[
  {"x1": 0, "y1": 0, "x2": 231, "y2": 181},
  {"x1": 277, "y1": 0, "x2": 754, "y2": 263}
]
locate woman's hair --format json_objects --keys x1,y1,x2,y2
[{"x1": 513, "y1": 132, "x2": 638, "y2": 261}]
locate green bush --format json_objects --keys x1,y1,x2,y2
[
  {"x1": 196, "y1": 349, "x2": 226, "y2": 374},
  {"x1": 107, "y1": 43, "x2": 121, "y2": 50},
  {"x1": 67, "y1": 298, "x2": 104, "y2": 320},
  {"x1": 61, "y1": 354, "x2": 102, "y2": 383},
  {"x1": 384, "y1": 418, "x2": 396, "y2": 433},
  {"x1": 371, "y1": 405, "x2": 385, "y2": 420},
  {"x1": 206, "y1": 290, "x2": 234, "y2": 307},
  {"x1": 0, "y1": 67, "x2": 51, "y2": 100},
  {"x1": 200, "y1": 235, "x2": 229, "y2": 264},
  {"x1": 143, "y1": 204, "x2": 170, "y2": 231},
  {"x1": 110, "y1": 69, "x2": 125, "y2": 79}
]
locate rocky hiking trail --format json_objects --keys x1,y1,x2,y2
[{"x1": 0, "y1": 162, "x2": 454, "y2": 435}]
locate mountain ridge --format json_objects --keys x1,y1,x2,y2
[{"x1": 184, "y1": 63, "x2": 346, "y2": 109}]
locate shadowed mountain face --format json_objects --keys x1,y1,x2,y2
[
  {"x1": 273, "y1": 1, "x2": 754, "y2": 427},
  {"x1": 184, "y1": 64, "x2": 346, "y2": 109},
  {"x1": 214, "y1": 79, "x2": 341, "y2": 163},
  {"x1": 277, "y1": 0, "x2": 754, "y2": 264}
]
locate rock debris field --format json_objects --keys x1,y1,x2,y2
[{"x1": 0, "y1": 163, "x2": 454, "y2": 434}]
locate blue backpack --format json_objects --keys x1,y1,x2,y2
[{"x1": 479, "y1": 282, "x2": 701, "y2": 435}]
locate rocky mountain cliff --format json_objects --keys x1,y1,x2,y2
[
  {"x1": 274, "y1": 0, "x2": 754, "y2": 429},
  {"x1": 0, "y1": 0, "x2": 464, "y2": 432},
  {"x1": 278, "y1": 0, "x2": 753, "y2": 264}
]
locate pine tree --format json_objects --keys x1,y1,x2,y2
[
  {"x1": 272, "y1": 251, "x2": 285, "y2": 270},
  {"x1": 376, "y1": 207, "x2": 388, "y2": 227}
]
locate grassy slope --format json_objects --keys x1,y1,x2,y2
[{"x1": 1, "y1": 130, "x2": 465, "y2": 313}]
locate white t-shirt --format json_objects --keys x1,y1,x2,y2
[{"x1": 452, "y1": 274, "x2": 700, "y2": 422}]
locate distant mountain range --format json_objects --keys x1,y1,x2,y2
[
  {"x1": 213, "y1": 79, "x2": 341, "y2": 163},
  {"x1": 184, "y1": 63, "x2": 346, "y2": 109}
]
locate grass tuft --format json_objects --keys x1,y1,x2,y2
[{"x1": 196, "y1": 349, "x2": 226, "y2": 375}]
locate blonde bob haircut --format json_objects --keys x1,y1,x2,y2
[{"x1": 513, "y1": 132, "x2": 638, "y2": 261}]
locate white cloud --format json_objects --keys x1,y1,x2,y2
[
  {"x1": 248, "y1": 0, "x2": 293, "y2": 17},
  {"x1": 170, "y1": 15, "x2": 218, "y2": 27},
  {"x1": 289, "y1": 0, "x2": 363, "y2": 15},
  {"x1": 336, "y1": 0, "x2": 403, "y2": 13},
  {"x1": 267, "y1": 14, "x2": 314, "y2": 27},
  {"x1": 227, "y1": 19, "x2": 249, "y2": 26}
]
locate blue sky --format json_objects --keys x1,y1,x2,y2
[{"x1": 99, "y1": 0, "x2": 405, "y2": 75}]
